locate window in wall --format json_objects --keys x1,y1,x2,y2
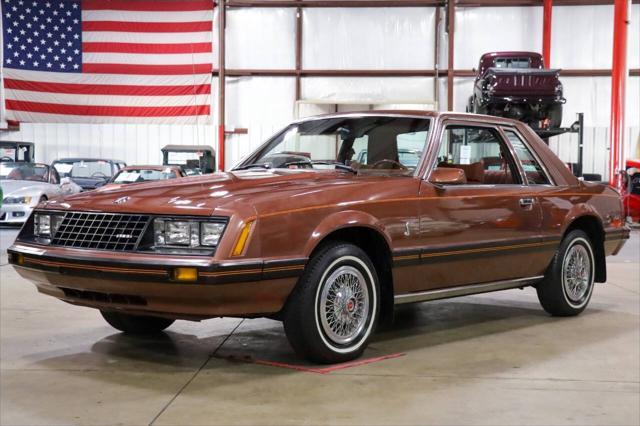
[
  {"x1": 436, "y1": 125, "x2": 521, "y2": 185},
  {"x1": 503, "y1": 129, "x2": 551, "y2": 185}
]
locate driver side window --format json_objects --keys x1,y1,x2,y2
[
  {"x1": 351, "y1": 131, "x2": 427, "y2": 170},
  {"x1": 436, "y1": 125, "x2": 521, "y2": 185}
]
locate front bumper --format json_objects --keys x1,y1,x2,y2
[
  {"x1": 8, "y1": 243, "x2": 306, "y2": 319},
  {"x1": 0, "y1": 204, "x2": 33, "y2": 224}
]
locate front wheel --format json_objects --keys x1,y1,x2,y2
[
  {"x1": 101, "y1": 311, "x2": 174, "y2": 334},
  {"x1": 283, "y1": 242, "x2": 380, "y2": 364},
  {"x1": 537, "y1": 230, "x2": 595, "y2": 316}
]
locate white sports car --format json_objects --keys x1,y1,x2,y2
[{"x1": 0, "y1": 162, "x2": 82, "y2": 225}]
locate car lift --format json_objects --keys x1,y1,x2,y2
[{"x1": 534, "y1": 113, "x2": 594, "y2": 180}]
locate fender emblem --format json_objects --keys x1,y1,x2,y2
[{"x1": 113, "y1": 196, "x2": 130, "y2": 205}]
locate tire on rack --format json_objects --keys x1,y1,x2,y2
[
  {"x1": 472, "y1": 96, "x2": 488, "y2": 115},
  {"x1": 547, "y1": 104, "x2": 563, "y2": 129},
  {"x1": 536, "y1": 229, "x2": 596, "y2": 316},
  {"x1": 101, "y1": 311, "x2": 174, "y2": 334},
  {"x1": 283, "y1": 241, "x2": 380, "y2": 364}
]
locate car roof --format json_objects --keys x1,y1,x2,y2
[
  {"x1": 1, "y1": 161, "x2": 47, "y2": 167},
  {"x1": 119, "y1": 165, "x2": 178, "y2": 171},
  {"x1": 480, "y1": 51, "x2": 543, "y2": 60},
  {"x1": 161, "y1": 145, "x2": 214, "y2": 152},
  {"x1": 294, "y1": 110, "x2": 522, "y2": 126},
  {"x1": 53, "y1": 158, "x2": 125, "y2": 163}
]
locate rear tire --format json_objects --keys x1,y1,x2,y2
[
  {"x1": 536, "y1": 230, "x2": 595, "y2": 316},
  {"x1": 101, "y1": 311, "x2": 174, "y2": 334},
  {"x1": 548, "y1": 104, "x2": 563, "y2": 129},
  {"x1": 283, "y1": 242, "x2": 380, "y2": 364},
  {"x1": 472, "y1": 97, "x2": 488, "y2": 115}
]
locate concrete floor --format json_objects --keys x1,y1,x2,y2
[{"x1": 1, "y1": 227, "x2": 638, "y2": 426}]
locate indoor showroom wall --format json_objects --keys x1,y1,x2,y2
[{"x1": 0, "y1": 4, "x2": 638, "y2": 173}]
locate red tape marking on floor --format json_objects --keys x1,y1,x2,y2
[{"x1": 218, "y1": 352, "x2": 405, "y2": 374}]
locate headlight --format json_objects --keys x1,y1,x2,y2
[
  {"x1": 34, "y1": 213, "x2": 64, "y2": 238},
  {"x1": 154, "y1": 218, "x2": 226, "y2": 248},
  {"x1": 3, "y1": 196, "x2": 33, "y2": 205}
]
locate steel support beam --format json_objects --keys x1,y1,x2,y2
[
  {"x1": 542, "y1": 0, "x2": 552, "y2": 67},
  {"x1": 446, "y1": 0, "x2": 455, "y2": 111},
  {"x1": 295, "y1": 3, "x2": 303, "y2": 100},
  {"x1": 608, "y1": 0, "x2": 629, "y2": 188},
  {"x1": 218, "y1": 1, "x2": 227, "y2": 171}
]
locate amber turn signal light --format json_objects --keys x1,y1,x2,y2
[
  {"x1": 173, "y1": 267, "x2": 198, "y2": 282},
  {"x1": 231, "y1": 220, "x2": 254, "y2": 257}
]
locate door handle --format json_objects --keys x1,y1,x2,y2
[{"x1": 519, "y1": 197, "x2": 535, "y2": 210}]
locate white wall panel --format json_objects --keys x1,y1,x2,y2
[
  {"x1": 455, "y1": 7, "x2": 542, "y2": 69},
  {"x1": 303, "y1": 8, "x2": 436, "y2": 70},
  {"x1": 223, "y1": 77, "x2": 296, "y2": 168},
  {"x1": 302, "y1": 77, "x2": 435, "y2": 103},
  {"x1": 551, "y1": 5, "x2": 614, "y2": 69},
  {"x1": 630, "y1": 4, "x2": 640, "y2": 69},
  {"x1": 0, "y1": 123, "x2": 214, "y2": 166},
  {"x1": 226, "y1": 8, "x2": 295, "y2": 69}
]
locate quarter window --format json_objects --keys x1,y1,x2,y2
[
  {"x1": 436, "y1": 125, "x2": 521, "y2": 185},
  {"x1": 503, "y1": 129, "x2": 551, "y2": 185}
]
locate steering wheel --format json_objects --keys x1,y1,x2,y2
[
  {"x1": 371, "y1": 159, "x2": 408, "y2": 170},
  {"x1": 91, "y1": 172, "x2": 108, "y2": 178},
  {"x1": 0, "y1": 156, "x2": 13, "y2": 162}
]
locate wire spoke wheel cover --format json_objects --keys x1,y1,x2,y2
[
  {"x1": 319, "y1": 265, "x2": 370, "y2": 345},
  {"x1": 561, "y1": 238, "x2": 594, "y2": 308}
]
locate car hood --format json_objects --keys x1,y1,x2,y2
[
  {"x1": 1, "y1": 180, "x2": 48, "y2": 197},
  {"x1": 41, "y1": 169, "x2": 400, "y2": 217}
]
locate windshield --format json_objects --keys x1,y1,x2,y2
[
  {"x1": 113, "y1": 168, "x2": 178, "y2": 184},
  {"x1": 0, "y1": 162, "x2": 48, "y2": 181},
  {"x1": 240, "y1": 116, "x2": 431, "y2": 175},
  {"x1": 54, "y1": 160, "x2": 113, "y2": 179}
]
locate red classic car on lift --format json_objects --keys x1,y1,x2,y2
[{"x1": 623, "y1": 159, "x2": 640, "y2": 223}]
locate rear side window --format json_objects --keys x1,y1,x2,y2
[
  {"x1": 503, "y1": 130, "x2": 551, "y2": 185},
  {"x1": 436, "y1": 125, "x2": 521, "y2": 185}
]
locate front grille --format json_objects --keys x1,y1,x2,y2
[
  {"x1": 60, "y1": 287, "x2": 147, "y2": 306},
  {"x1": 51, "y1": 212, "x2": 149, "y2": 251}
]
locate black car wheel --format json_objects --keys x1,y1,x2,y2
[
  {"x1": 283, "y1": 242, "x2": 380, "y2": 364},
  {"x1": 548, "y1": 104, "x2": 563, "y2": 129},
  {"x1": 101, "y1": 311, "x2": 174, "y2": 334},
  {"x1": 537, "y1": 230, "x2": 595, "y2": 316}
]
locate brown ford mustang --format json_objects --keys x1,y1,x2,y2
[{"x1": 8, "y1": 112, "x2": 629, "y2": 363}]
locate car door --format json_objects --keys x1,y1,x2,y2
[{"x1": 413, "y1": 120, "x2": 544, "y2": 291}]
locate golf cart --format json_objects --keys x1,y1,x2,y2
[{"x1": 0, "y1": 141, "x2": 35, "y2": 163}]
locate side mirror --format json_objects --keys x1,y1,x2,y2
[
  {"x1": 60, "y1": 177, "x2": 71, "y2": 185},
  {"x1": 429, "y1": 167, "x2": 467, "y2": 186}
]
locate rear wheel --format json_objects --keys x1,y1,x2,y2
[
  {"x1": 100, "y1": 311, "x2": 174, "y2": 334},
  {"x1": 472, "y1": 97, "x2": 488, "y2": 115},
  {"x1": 537, "y1": 230, "x2": 595, "y2": 316},
  {"x1": 283, "y1": 242, "x2": 379, "y2": 364},
  {"x1": 547, "y1": 104, "x2": 563, "y2": 129}
]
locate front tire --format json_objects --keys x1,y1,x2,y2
[
  {"x1": 101, "y1": 311, "x2": 174, "y2": 334},
  {"x1": 283, "y1": 242, "x2": 380, "y2": 364},
  {"x1": 537, "y1": 230, "x2": 595, "y2": 316}
]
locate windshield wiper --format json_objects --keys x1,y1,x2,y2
[
  {"x1": 312, "y1": 161, "x2": 358, "y2": 174},
  {"x1": 281, "y1": 160, "x2": 358, "y2": 175},
  {"x1": 233, "y1": 163, "x2": 271, "y2": 171}
]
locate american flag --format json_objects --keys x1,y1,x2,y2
[{"x1": 1, "y1": 0, "x2": 213, "y2": 124}]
